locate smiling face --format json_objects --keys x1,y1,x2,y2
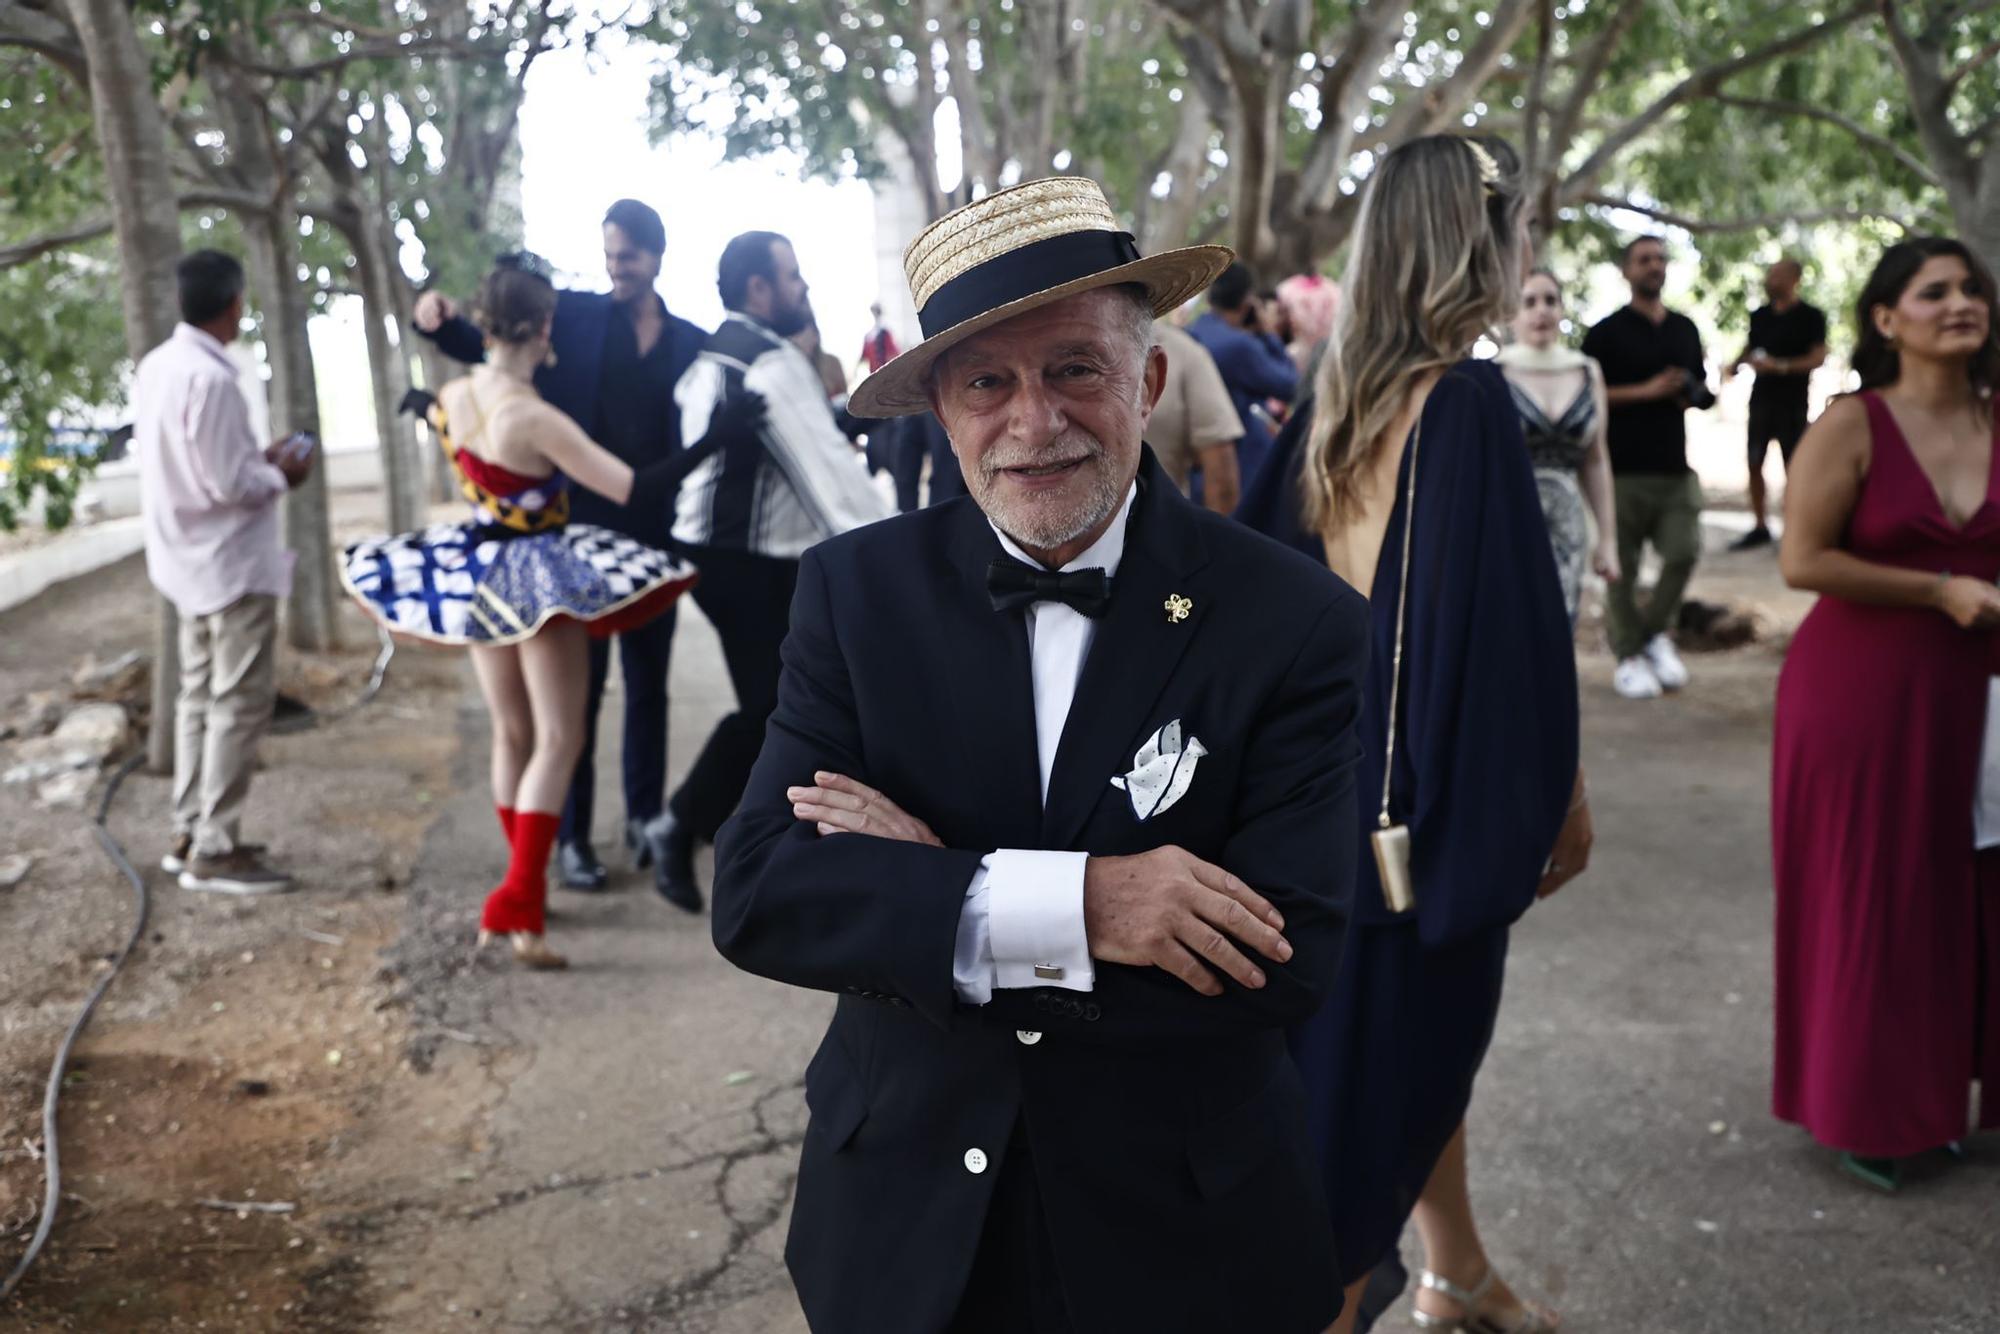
[
  {"x1": 929, "y1": 287, "x2": 1166, "y2": 566},
  {"x1": 1513, "y1": 271, "x2": 1563, "y2": 348},
  {"x1": 603, "y1": 223, "x2": 662, "y2": 306},
  {"x1": 1875, "y1": 254, "x2": 1992, "y2": 365}
]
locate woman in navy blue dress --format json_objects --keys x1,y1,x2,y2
[{"x1": 1240, "y1": 135, "x2": 1586, "y2": 1334}]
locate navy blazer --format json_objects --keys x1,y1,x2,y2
[
  {"x1": 422, "y1": 288, "x2": 707, "y2": 538},
  {"x1": 713, "y1": 452, "x2": 1368, "y2": 1334}
]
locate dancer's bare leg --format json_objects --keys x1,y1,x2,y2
[
  {"x1": 469, "y1": 643, "x2": 532, "y2": 809},
  {"x1": 514, "y1": 620, "x2": 589, "y2": 814}
]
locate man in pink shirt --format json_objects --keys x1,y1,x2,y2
[{"x1": 134, "y1": 250, "x2": 313, "y2": 894}]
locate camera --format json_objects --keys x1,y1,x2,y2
[{"x1": 1682, "y1": 370, "x2": 1716, "y2": 411}]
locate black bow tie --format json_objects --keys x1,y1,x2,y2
[{"x1": 986, "y1": 559, "x2": 1112, "y2": 618}]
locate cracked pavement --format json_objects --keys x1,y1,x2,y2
[{"x1": 325, "y1": 602, "x2": 823, "y2": 1333}]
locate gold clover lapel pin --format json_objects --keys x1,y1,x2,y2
[{"x1": 1164, "y1": 594, "x2": 1193, "y2": 624}]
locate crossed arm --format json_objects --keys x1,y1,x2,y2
[{"x1": 711, "y1": 553, "x2": 1365, "y2": 1041}]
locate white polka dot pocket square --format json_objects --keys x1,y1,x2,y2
[{"x1": 1110, "y1": 719, "x2": 1208, "y2": 822}]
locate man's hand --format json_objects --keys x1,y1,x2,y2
[
  {"x1": 1082, "y1": 847, "x2": 1291, "y2": 997},
  {"x1": 412, "y1": 291, "x2": 458, "y2": 334},
  {"x1": 1642, "y1": 367, "x2": 1686, "y2": 402},
  {"x1": 264, "y1": 436, "x2": 314, "y2": 488},
  {"x1": 788, "y1": 771, "x2": 942, "y2": 846}
]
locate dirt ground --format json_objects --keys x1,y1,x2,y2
[{"x1": 0, "y1": 498, "x2": 466, "y2": 1331}]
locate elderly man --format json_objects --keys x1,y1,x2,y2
[{"x1": 712, "y1": 179, "x2": 1367, "y2": 1334}]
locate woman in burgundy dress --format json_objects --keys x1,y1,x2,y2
[{"x1": 1774, "y1": 236, "x2": 2000, "y2": 1189}]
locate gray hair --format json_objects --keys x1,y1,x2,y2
[{"x1": 1110, "y1": 283, "x2": 1158, "y2": 363}]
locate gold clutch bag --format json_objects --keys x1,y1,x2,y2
[
  {"x1": 1372, "y1": 413, "x2": 1422, "y2": 914},
  {"x1": 1372, "y1": 823, "x2": 1414, "y2": 913}
]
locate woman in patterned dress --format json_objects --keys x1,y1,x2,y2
[
  {"x1": 341, "y1": 254, "x2": 737, "y2": 967},
  {"x1": 1497, "y1": 269, "x2": 1619, "y2": 622}
]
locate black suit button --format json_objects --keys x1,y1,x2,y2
[
  {"x1": 1032, "y1": 993, "x2": 1050, "y2": 1011},
  {"x1": 1065, "y1": 999, "x2": 1083, "y2": 1019},
  {"x1": 1083, "y1": 1003, "x2": 1101, "y2": 1022}
]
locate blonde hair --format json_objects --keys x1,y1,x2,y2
[{"x1": 1302, "y1": 134, "x2": 1527, "y2": 534}]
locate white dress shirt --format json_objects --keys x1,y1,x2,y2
[
  {"x1": 133, "y1": 324, "x2": 294, "y2": 617},
  {"x1": 952, "y1": 484, "x2": 1138, "y2": 1005}
]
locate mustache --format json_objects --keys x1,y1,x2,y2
[{"x1": 982, "y1": 432, "x2": 1106, "y2": 477}]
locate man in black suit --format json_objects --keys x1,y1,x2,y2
[
  {"x1": 712, "y1": 178, "x2": 1367, "y2": 1334},
  {"x1": 414, "y1": 201, "x2": 708, "y2": 891}
]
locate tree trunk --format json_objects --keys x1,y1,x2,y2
[
  {"x1": 1225, "y1": 65, "x2": 1282, "y2": 271},
  {"x1": 416, "y1": 340, "x2": 458, "y2": 503},
  {"x1": 242, "y1": 206, "x2": 338, "y2": 652},
  {"x1": 1134, "y1": 87, "x2": 1213, "y2": 254},
  {"x1": 1951, "y1": 156, "x2": 2000, "y2": 273},
  {"x1": 61, "y1": 0, "x2": 185, "y2": 771},
  {"x1": 351, "y1": 209, "x2": 422, "y2": 532}
]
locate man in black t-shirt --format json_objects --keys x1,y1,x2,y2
[
  {"x1": 1581, "y1": 235, "x2": 1712, "y2": 701},
  {"x1": 1726, "y1": 259, "x2": 1828, "y2": 549}
]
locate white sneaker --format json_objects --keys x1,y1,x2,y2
[
  {"x1": 1614, "y1": 656, "x2": 1663, "y2": 699},
  {"x1": 1644, "y1": 633, "x2": 1690, "y2": 691}
]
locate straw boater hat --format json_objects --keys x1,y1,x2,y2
[{"x1": 846, "y1": 177, "x2": 1235, "y2": 418}]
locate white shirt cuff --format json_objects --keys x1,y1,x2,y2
[{"x1": 956, "y1": 849, "x2": 1093, "y2": 1005}]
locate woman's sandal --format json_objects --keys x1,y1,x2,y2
[{"x1": 1411, "y1": 1267, "x2": 1560, "y2": 1334}]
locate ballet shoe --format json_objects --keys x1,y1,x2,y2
[{"x1": 475, "y1": 928, "x2": 569, "y2": 970}]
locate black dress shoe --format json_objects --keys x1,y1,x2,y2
[
  {"x1": 1728, "y1": 524, "x2": 1773, "y2": 551},
  {"x1": 625, "y1": 818, "x2": 655, "y2": 870},
  {"x1": 640, "y1": 811, "x2": 703, "y2": 913},
  {"x1": 557, "y1": 841, "x2": 609, "y2": 892}
]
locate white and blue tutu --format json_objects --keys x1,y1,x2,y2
[{"x1": 338, "y1": 416, "x2": 696, "y2": 647}]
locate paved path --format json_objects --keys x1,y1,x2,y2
[{"x1": 354, "y1": 562, "x2": 1999, "y2": 1333}]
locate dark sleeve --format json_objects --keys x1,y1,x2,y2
[
  {"x1": 1681, "y1": 316, "x2": 1707, "y2": 374},
  {"x1": 1233, "y1": 397, "x2": 1321, "y2": 561},
  {"x1": 422, "y1": 312, "x2": 488, "y2": 365},
  {"x1": 1580, "y1": 320, "x2": 1611, "y2": 372},
  {"x1": 1214, "y1": 331, "x2": 1300, "y2": 403},
  {"x1": 1807, "y1": 306, "x2": 1828, "y2": 346},
  {"x1": 711, "y1": 549, "x2": 987, "y2": 1033},
  {"x1": 980, "y1": 590, "x2": 1366, "y2": 1041},
  {"x1": 1394, "y1": 368, "x2": 1579, "y2": 946}
]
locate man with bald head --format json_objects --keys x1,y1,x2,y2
[
  {"x1": 710, "y1": 179, "x2": 1365, "y2": 1334},
  {"x1": 1728, "y1": 258, "x2": 1828, "y2": 549}
]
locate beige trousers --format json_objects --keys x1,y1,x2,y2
[{"x1": 172, "y1": 593, "x2": 278, "y2": 856}]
